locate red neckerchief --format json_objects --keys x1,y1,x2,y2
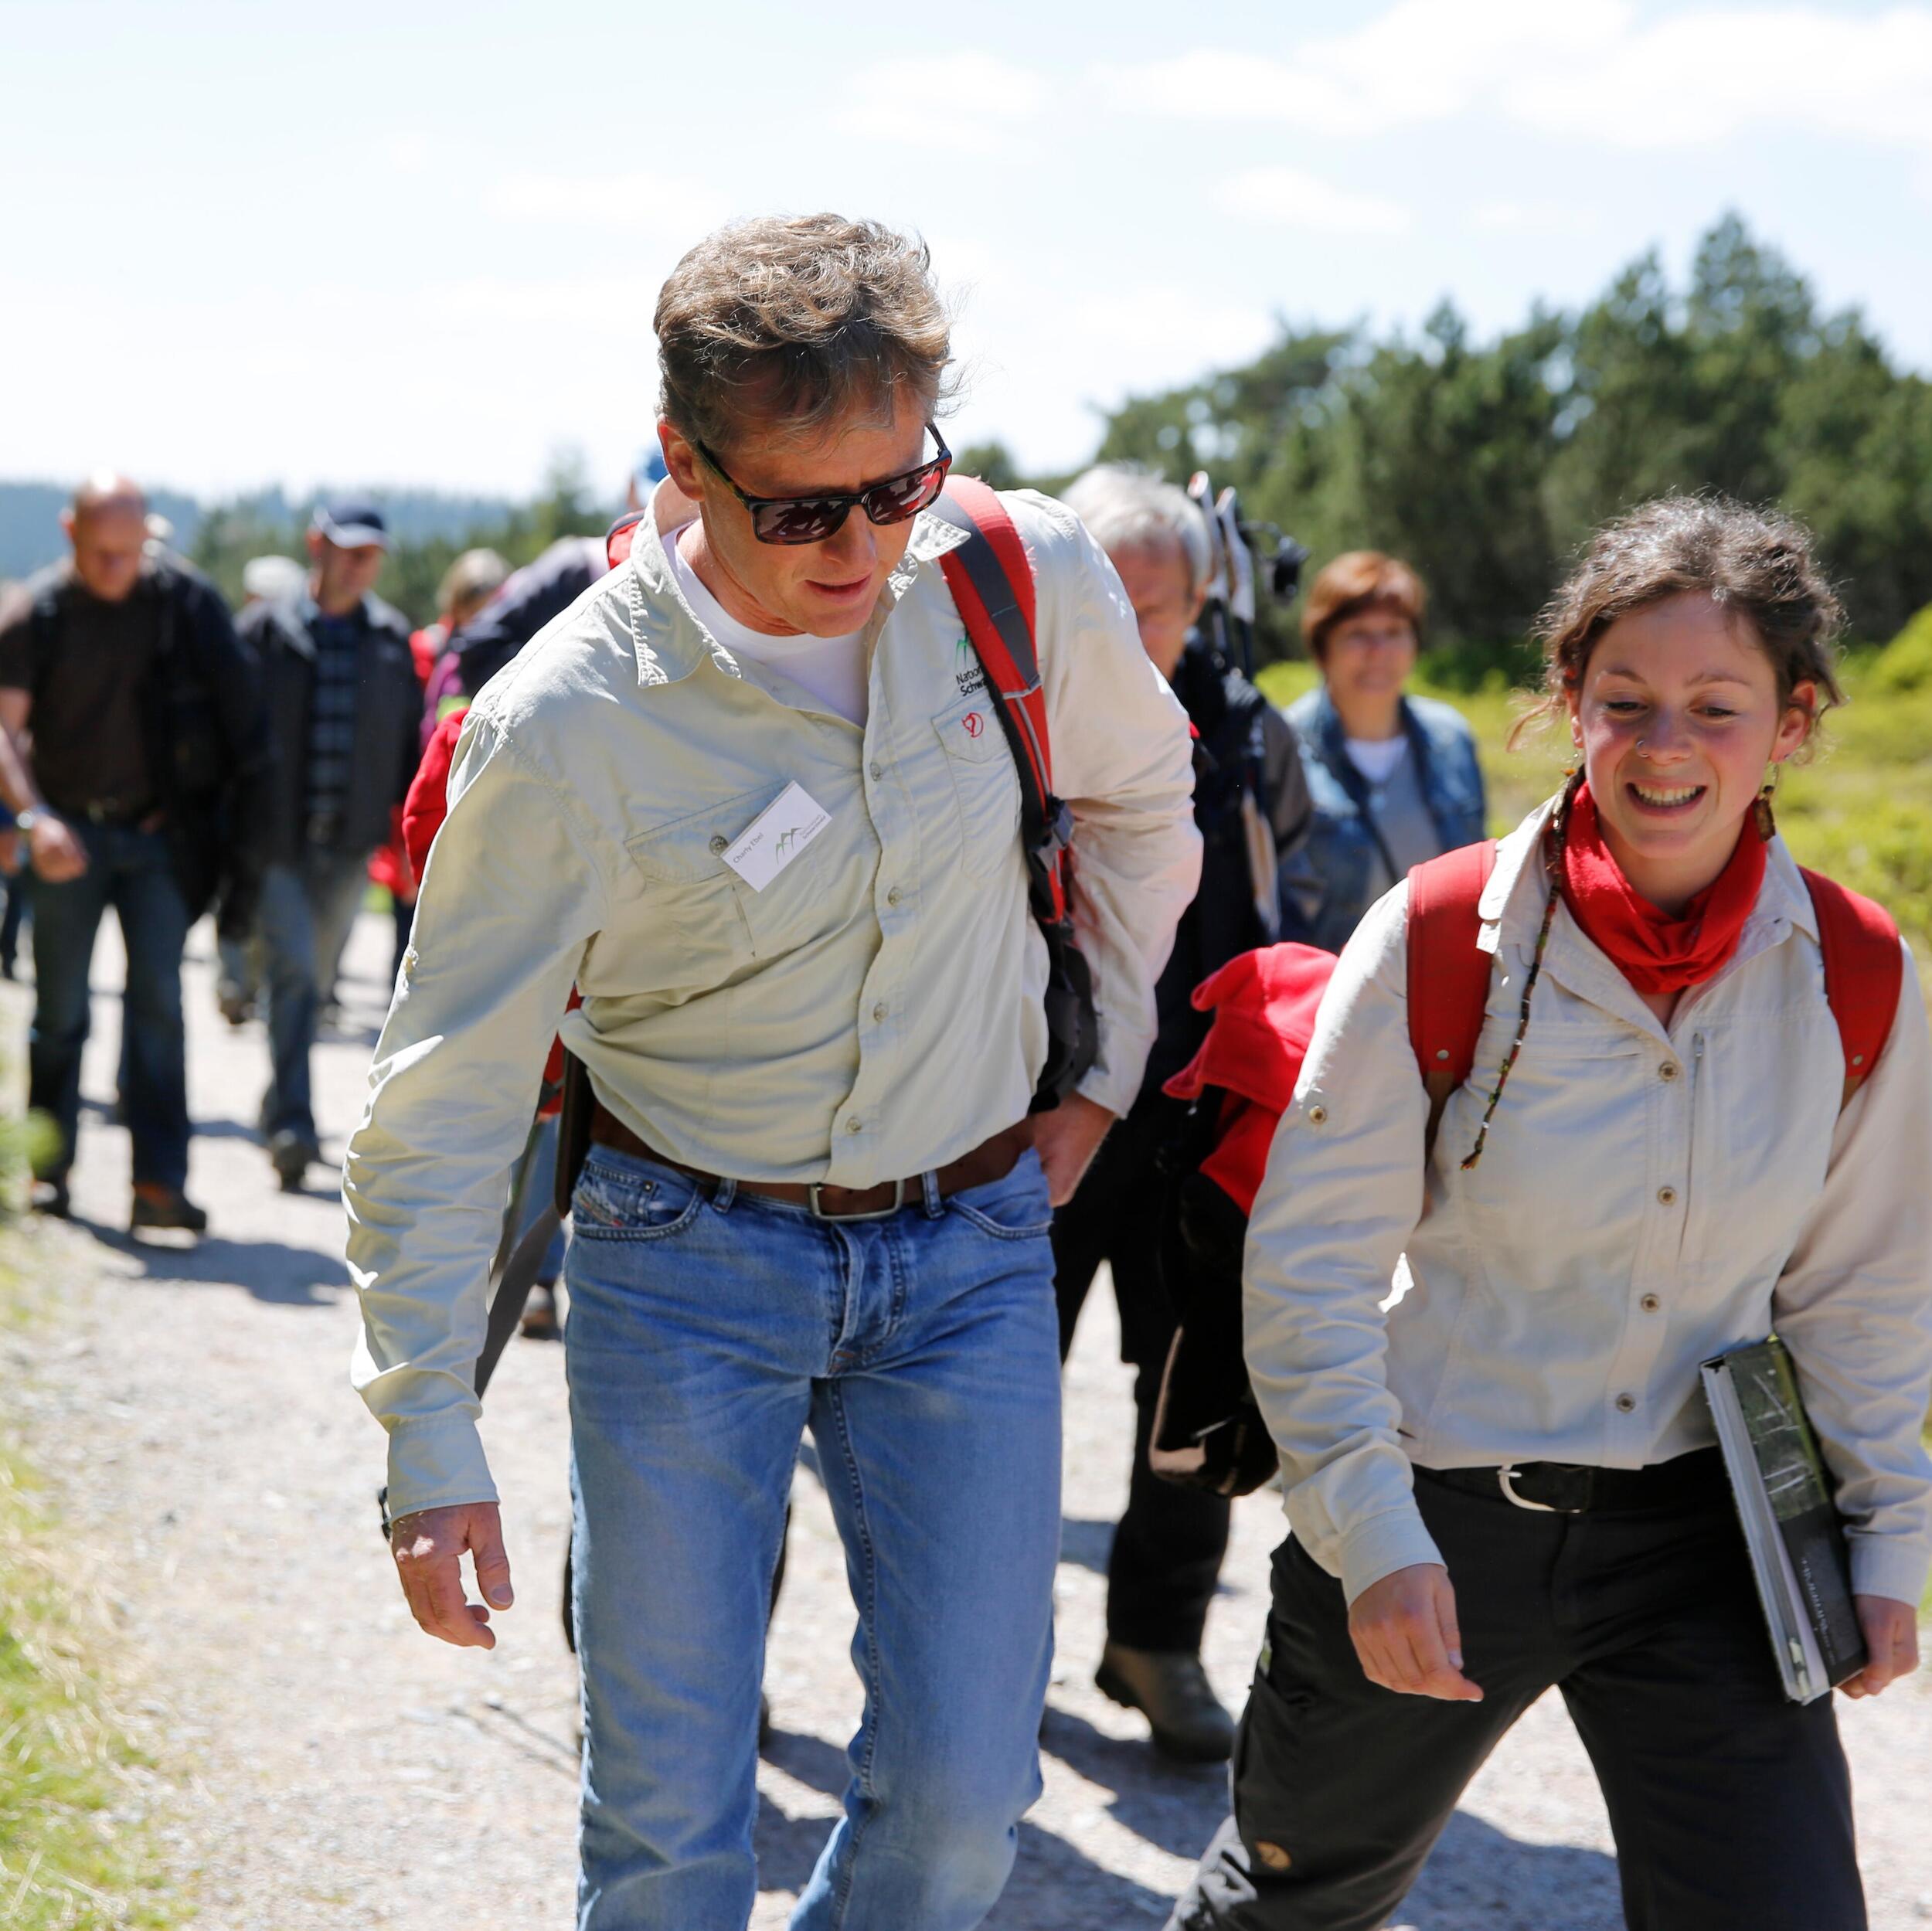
[{"x1": 1558, "y1": 782, "x2": 1766, "y2": 995}]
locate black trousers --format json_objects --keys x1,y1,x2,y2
[
  {"x1": 1170, "y1": 1453, "x2": 1864, "y2": 1931},
  {"x1": 1053, "y1": 1100, "x2": 1231, "y2": 1654}
]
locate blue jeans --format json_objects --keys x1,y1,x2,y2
[
  {"x1": 29, "y1": 821, "x2": 191, "y2": 1188},
  {"x1": 565, "y1": 1143, "x2": 1063, "y2": 1931},
  {"x1": 257, "y1": 852, "x2": 372, "y2": 1141}
]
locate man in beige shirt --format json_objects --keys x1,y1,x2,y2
[{"x1": 344, "y1": 216, "x2": 1199, "y2": 1930}]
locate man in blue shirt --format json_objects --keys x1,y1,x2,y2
[{"x1": 240, "y1": 500, "x2": 420, "y2": 1189}]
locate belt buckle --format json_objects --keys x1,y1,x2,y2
[
  {"x1": 808, "y1": 1178, "x2": 907, "y2": 1223},
  {"x1": 1497, "y1": 1463, "x2": 1580, "y2": 1514}
]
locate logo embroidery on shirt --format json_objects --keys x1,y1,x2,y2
[
  {"x1": 953, "y1": 633, "x2": 988, "y2": 698},
  {"x1": 962, "y1": 711, "x2": 985, "y2": 739}
]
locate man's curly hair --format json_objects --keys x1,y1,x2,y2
[{"x1": 655, "y1": 214, "x2": 955, "y2": 454}]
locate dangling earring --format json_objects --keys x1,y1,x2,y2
[{"x1": 1754, "y1": 763, "x2": 1780, "y2": 841}]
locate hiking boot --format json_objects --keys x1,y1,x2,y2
[
  {"x1": 268, "y1": 1129, "x2": 321, "y2": 1192},
  {"x1": 1095, "y1": 1640, "x2": 1236, "y2": 1763},
  {"x1": 131, "y1": 1185, "x2": 208, "y2": 1236},
  {"x1": 519, "y1": 1284, "x2": 562, "y2": 1341},
  {"x1": 31, "y1": 1177, "x2": 71, "y2": 1219}
]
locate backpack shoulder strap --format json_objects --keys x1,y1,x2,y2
[
  {"x1": 605, "y1": 508, "x2": 647, "y2": 569},
  {"x1": 928, "y1": 478, "x2": 1064, "y2": 922},
  {"x1": 1406, "y1": 841, "x2": 1499, "y2": 1151},
  {"x1": 1799, "y1": 868, "x2": 1903, "y2": 1110}
]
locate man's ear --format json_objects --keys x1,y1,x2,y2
[
  {"x1": 659, "y1": 421, "x2": 704, "y2": 503},
  {"x1": 58, "y1": 507, "x2": 75, "y2": 541}
]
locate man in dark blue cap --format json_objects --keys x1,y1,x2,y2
[{"x1": 240, "y1": 497, "x2": 420, "y2": 1189}]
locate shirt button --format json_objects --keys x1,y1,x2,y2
[
  {"x1": 1614, "y1": 1392, "x2": 1637, "y2": 1413},
  {"x1": 1640, "y1": 1294, "x2": 1662, "y2": 1313},
  {"x1": 886, "y1": 886, "x2": 903, "y2": 907},
  {"x1": 1658, "y1": 1062, "x2": 1679, "y2": 1082},
  {"x1": 872, "y1": 1001, "x2": 888, "y2": 1022},
  {"x1": 1657, "y1": 1186, "x2": 1677, "y2": 1206},
  {"x1": 1305, "y1": 1103, "x2": 1328, "y2": 1125},
  {"x1": 845, "y1": 1117, "x2": 863, "y2": 1134},
  {"x1": 869, "y1": 760, "x2": 883, "y2": 780},
  {"x1": 709, "y1": 834, "x2": 729, "y2": 855}
]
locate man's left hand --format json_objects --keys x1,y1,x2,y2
[
  {"x1": 1842, "y1": 1595, "x2": 1920, "y2": 1698},
  {"x1": 1033, "y1": 1093, "x2": 1115, "y2": 1206}
]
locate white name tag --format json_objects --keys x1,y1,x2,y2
[{"x1": 720, "y1": 781, "x2": 831, "y2": 892}]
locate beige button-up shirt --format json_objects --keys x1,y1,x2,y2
[
  {"x1": 1245, "y1": 799, "x2": 1932, "y2": 1608},
  {"x1": 345, "y1": 488, "x2": 1200, "y2": 1517}
]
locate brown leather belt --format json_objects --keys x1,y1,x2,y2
[{"x1": 588, "y1": 1103, "x2": 1036, "y2": 1222}]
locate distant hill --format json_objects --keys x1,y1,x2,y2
[{"x1": 0, "y1": 480, "x2": 519, "y2": 584}]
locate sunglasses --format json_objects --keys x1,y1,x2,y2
[{"x1": 695, "y1": 426, "x2": 953, "y2": 545}]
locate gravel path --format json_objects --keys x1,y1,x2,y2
[{"x1": 9, "y1": 909, "x2": 1930, "y2": 1929}]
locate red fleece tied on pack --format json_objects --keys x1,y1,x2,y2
[
  {"x1": 1164, "y1": 945, "x2": 1341, "y2": 1215},
  {"x1": 1559, "y1": 781, "x2": 1766, "y2": 996}
]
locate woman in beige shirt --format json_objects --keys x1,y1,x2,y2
[{"x1": 1170, "y1": 495, "x2": 1930, "y2": 1931}]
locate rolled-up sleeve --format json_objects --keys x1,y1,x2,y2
[
  {"x1": 1242, "y1": 886, "x2": 1440, "y2": 1603},
  {"x1": 344, "y1": 705, "x2": 611, "y2": 1518},
  {"x1": 1774, "y1": 942, "x2": 1932, "y2": 1606},
  {"x1": 1026, "y1": 495, "x2": 1201, "y2": 1116}
]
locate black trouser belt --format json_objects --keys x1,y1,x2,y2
[
  {"x1": 73, "y1": 798, "x2": 158, "y2": 828},
  {"x1": 1418, "y1": 1446, "x2": 1728, "y2": 1515}
]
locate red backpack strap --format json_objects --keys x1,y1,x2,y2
[
  {"x1": 1799, "y1": 869, "x2": 1903, "y2": 1109},
  {"x1": 1406, "y1": 841, "x2": 1499, "y2": 1151},
  {"x1": 605, "y1": 508, "x2": 648, "y2": 569},
  {"x1": 929, "y1": 478, "x2": 1065, "y2": 923},
  {"x1": 928, "y1": 477, "x2": 1098, "y2": 1105}
]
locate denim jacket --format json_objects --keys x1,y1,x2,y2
[{"x1": 1278, "y1": 686, "x2": 1486, "y2": 954}]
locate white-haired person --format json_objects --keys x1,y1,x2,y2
[
  {"x1": 1055, "y1": 464, "x2": 1311, "y2": 1763},
  {"x1": 1171, "y1": 495, "x2": 1930, "y2": 1931}
]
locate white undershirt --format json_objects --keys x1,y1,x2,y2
[
  {"x1": 1344, "y1": 735, "x2": 1410, "y2": 784},
  {"x1": 665, "y1": 522, "x2": 869, "y2": 726}
]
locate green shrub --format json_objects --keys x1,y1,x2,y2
[{"x1": 1872, "y1": 604, "x2": 1932, "y2": 695}]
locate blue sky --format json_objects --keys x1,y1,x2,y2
[{"x1": 5, "y1": 0, "x2": 1929, "y2": 501}]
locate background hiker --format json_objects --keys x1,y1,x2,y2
[
  {"x1": 1278, "y1": 552, "x2": 1486, "y2": 951},
  {"x1": 0, "y1": 471, "x2": 269, "y2": 1229},
  {"x1": 1053, "y1": 461, "x2": 1311, "y2": 1763},
  {"x1": 240, "y1": 498, "x2": 419, "y2": 1192}
]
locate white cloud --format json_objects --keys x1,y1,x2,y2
[
  {"x1": 1217, "y1": 165, "x2": 1410, "y2": 234},
  {"x1": 1096, "y1": 2, "x2": 1932, "y2": 156},
  {"x1": 1096, "y1": 3, "x2": 1628, "y2": 135},
  {"x1": 1509, "y1": 7, "x2": 1932, "y2": 152},
  {"x1": 836, "y1": 53, "x2": 1047, "y2": 155}
]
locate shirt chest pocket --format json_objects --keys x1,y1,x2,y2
[
  {"x1": 930, "y1": 693, "x2": 1020, "y2": 882},
  {"x1": 624, "y1": 784, "x2": 836, "y2": 977}
]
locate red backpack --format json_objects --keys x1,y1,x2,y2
[{"x1": 1149, "y1": 839, "x2": 1903, "y2": 1496}]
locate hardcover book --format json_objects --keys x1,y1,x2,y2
[{"x1": 1700, "y1": 1336, "x2": 1867, "y2": 1704}]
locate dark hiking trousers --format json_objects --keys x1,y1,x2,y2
[
  {"x1": 1168, "y1": 1450, "x2": 1865, "y2": 1931},
  {"x1": 1053, "y1": 1100, "x2": 1231, "y2": 1654}
]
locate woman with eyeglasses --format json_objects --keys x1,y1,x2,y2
[
  {"x1": 1278, "y1": 552, "x2": 1486, "y2": 953},
  {"x1": 1169, "y1": 496, "x2": 1930, "y2": 1931}
]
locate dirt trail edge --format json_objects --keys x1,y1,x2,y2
[{"x1": 13, "y1": 913, "x2": 1930, "y2": 1929}]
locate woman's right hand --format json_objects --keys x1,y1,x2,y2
[{"x1": 1347, "y1": 1562, "x2": 1485, "y2": 1701}]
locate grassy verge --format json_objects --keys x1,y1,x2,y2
[
  {"x1": 1256, "y1": 651, "x2": 1932, "y2": 968},
  {"x1": 0, "y1": 1243, "x2": 179, "y2": 1929}
]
